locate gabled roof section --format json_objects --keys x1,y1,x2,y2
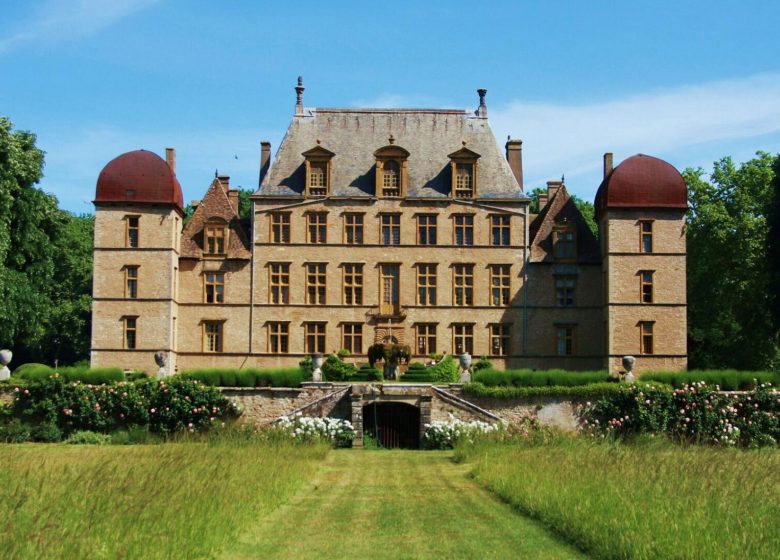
[
  {"x1": 181, "y1": 178, "x2": 251, "y2": 259},
  {"x1": 447, "y1": 145, "x2": 481, "y2": 160},
  {"x1": 374, "y1": 144, "x2": 410, "y2": 158},
  {"x1": 530, "y1": 186, "x2": 600, "y2": 264},
  {"x1": 258, "y1": 108, "x2": 524, "y2": 199},
  {"x1": 301, "y1": 144, "x2": 335, "y2": 158}
]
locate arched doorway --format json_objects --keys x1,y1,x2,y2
[{"x1": 362, "y1": 401, "x2": 420, "y2": 449}]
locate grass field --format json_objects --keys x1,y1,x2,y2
[
  {"x1": 0, "y1": 436, "x2": 328, "y2": 559},
  {"x1": 456, "y1": 437, "x2": 780, "y2": 560}
]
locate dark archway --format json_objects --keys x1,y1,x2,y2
[{"x1": 363, "y1": 401, "x2": 420, "y2": 449}]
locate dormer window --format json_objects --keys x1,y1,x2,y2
[
  {"x1": 448, "y1": 144, "x2": 480, "y2": 199},
  {"x1": 553, "y1": 224, "x2": 576, "y2": 261},
  {"x1": 374, "y1": 139, "x2": 409, "y2": 197},
  {"x1": 302, "y1": 144, "x2": 335, "y2": 197},
  {"x1": 205, "y1": 223, "x2": 227, "y2": 255}
]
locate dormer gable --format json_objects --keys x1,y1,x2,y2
[
  {"x1": 374, "y1": 139, "x2": 410, "y2": 197},
  {"x1": 302, "y1": 143, "x2": 335, "y2": 197},
  {"x1": 448, "y1": 144, "x2": 481, "y2": 199}
]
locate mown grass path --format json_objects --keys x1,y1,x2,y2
[{"x1": 222, "y1": 450, "x2": 585, "y2": 560}]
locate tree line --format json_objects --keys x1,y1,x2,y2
[{"x1": 1, "y1": 117, "x2": 778, "y2": 370}]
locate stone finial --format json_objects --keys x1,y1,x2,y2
[
  {"x1": 295, "y1": 76, "x2": 305, "y2": 116},
  {"x1": 388, "y1": 134, "x2": 395, "y2": 145},
  {"x1": 476, "y1": 88, "x2": 488, "y2": 117}
]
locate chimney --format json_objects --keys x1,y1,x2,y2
[
  {"x1": 217, "y1": 174, "x2": 230, "y2": 194},
  {"x1": 227, "y1": 189, "x2": 239, "y2": 214},
  {"x1": 165, "y1": 147, "x2": 176, "y2": 172},
  {"x1": 603, "y1": 152, "x2": 613, "y2": 179},
  {"x1": 259, "y1": 141, "x2": 271, "y2": 187},
  {"x1": 476, "y1": 88, "x2": 488, "y2": 118},
  {"x1": 547, "y1": 180, "x2": 563, "y2": 200},
  {"x1": 537, "y1": 193, "x2": 548, "y2": 209},
  {"x1": 505, "y1": 137, "x2": 523, "y2": 190},
  {"x1": 295, "y1": 76, "x2": 305, "y2": 116}
]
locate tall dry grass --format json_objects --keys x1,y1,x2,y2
[{"x1": 0, "y1": 434, "x2": 327, "y2": 559}]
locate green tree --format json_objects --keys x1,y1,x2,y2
[
  {"x1": 767, "y1": 155, "x2": 780, "y2": 352},
  {"x1": 684, "y1": 152, "x2": 777, "y2": 370}
]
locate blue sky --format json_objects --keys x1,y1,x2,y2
[{"x1": 2, "y1": 0, "x2": 780, "y2": 213}]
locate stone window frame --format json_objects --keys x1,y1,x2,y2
[
  {"x1": 306, "y1": 211, "x2": 328, "y2": 244},
  {"x1": 305, "y1": 262, "x2": 327, "y2": 305},
  {"x1": 488, "y1": 264, "x2": 511, "y2": 307},
  {"x1": 268, "y1": 321, "x2": 290, "y2": 354},
  {"x1": 416, "y1": 214, "x2": 438, "y2": 246},
  {"x1": 555, "y1": 324, "x2": 576, "y2": 356},
  {"x1": 452, "y1": 263, "x2": 475, "y2": 307},
  {"x1": 341, "y1": 323, "x2": 363, "y2": 354},
  {"x1": 270, "y1": 212, "x2": 291, "y2": 244},
  {"x1": 122, "y1": 316, "x2": 138, "y2": 350},
  {"x1": 124, "y1": 265, "x2": 139, "y2": 299},
  {"x1": 204, "y1": 221, "x2": 228, "y2": 256},
  {"x1": 639, "y1": 220, "x2": 654, "y2": 253},
  {"x1": 380, "y1": 213, "x2": 401, "y2": 246},
  {"x1": 415, "y1": 263, "x2": 437, "y2": 306},
  {"x1": 489, "y1": 323, "x2": 511, "y2": 357},
  {"x1": 415, "y1": 323, "x2": 437, "y2": 356},
  {"x1": 639, "y1": 270, "x2": 654, "y2": 304},
  {"x1": 125, "y1": 215, "x2": 140, "y2": 248},
  {"x1": 343, "y1": 212, "x2": 365, "y2": 245},
  {"x1": 447, "y1": 144, "x2": 481, "y2": 199},
  {"x1": 342, "y1": 263, "x2": 364, "y2": 305},
  {"x1": 452, "y1": 323, "x2": 474, "y2": 355},
  {"x1": 269, "y1": 262, "x2": 291, "y2": 305},
  {"x1": 489, "y1": 214, "x2": 511, "y2": 246},
  {"x1": 302, "y1": 144, "x2": 335, "y2": 197},
  {"x1": 203, "y1": 271, "x2": 225, "y2": 304},
  {"x1": 552, "y1": 224, "x2": 576, "y2": 261},
  {"x1": 202, "y1": 320, "x2": 225, "y2": 353},
  {"x1": 452, "y1": 214, "x2": 475, "y2": 246},
  {"x1": 554, "y1": 275, "x2": 577, "y2": 307},
  {"x1": 639, "y1": 321, "x2": 655, "y2": 354},
  {"x1": 374, "y1": 142, "x2": 410, "y2": 198},
  {"x1": 304, "y1": 322, "x2": 327, "y2": 354}
]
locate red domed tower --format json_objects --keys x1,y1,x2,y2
[
  {"x1": 91, "y1": 149, "x2": 184, "y2": 374},
  {"x1": 596, "y1": 153, "x2": 688, "y2": 374}
]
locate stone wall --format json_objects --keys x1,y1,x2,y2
[{"x1": 220, "y1": 385, "x2": 344, "y2": 426}]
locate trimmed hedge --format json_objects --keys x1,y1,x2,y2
[
  {"x1": 474, "y1": 369, "x2": 612, "y2": 387},
  {"x1": 640, "y1": 370, "x2": 778, "y2": 391},
  {"x1": 463, "y1": 381, "x2": 624, "y2": 400},
  {"x1": 14, "y1": 364, "x2": 124, "y2": 385},
  {"x1": 179, "y1": 367, "x2": 309, "y2": 388},
  {"x1": 351, "y1": 364, "x2": 383, "y2": 382},
  {"x1": 427, "y1": 356, "x2": 459, "y2": 383}
]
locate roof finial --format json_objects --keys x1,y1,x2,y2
[
  {"x1": 295, "y1": 76, "x2": 305, "y2": 116},
  {"x1": 215, "y1": 169, "x2": 218, "y2": 178},
  {"x1": 476, "y1": 88, "x2": 488, "y2": 117},
  {"x1": 561, "y1": 173, "x2": 565, "y2": 183},
  {"x1": 388, "y1": 134, "x2": 395, "y2": 145}
]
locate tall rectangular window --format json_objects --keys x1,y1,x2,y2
[
  {"x1": 640, "y1": 322, "x2": 654, "y2": 354},
  {"x1": 203, "y1": 321, "x2": 223, "y2": 353},
  {"x1": 342, "y1": 323, "x2": 363, "y2": 354},
  {"x1": 344, "y1": 213, "x2": 364, "y2": 245},
  {"x1": 126, "y1": 216, "x2": 139, "y2": 248},
  {"x1": 453, "y1": 324, "x2": 474, "y2": 355},
  {"x1": 490, "y1": 215, "x2": 511, "y2": 246},
  {"x1": 416, "y1": 324, "x2": 437, "y2": 355},
  {"x1": 305, "y1": 322, "x2": 326, "y2": 353},
  {"x1": 305, "y1": 263, "x2": 327, "y2": 304},
  {"x1": 555, "y1": 276, "x2": 576, "y2": 307},
  {"x1": 204, "y1": 272, "x2": 225, "y2": 303},
  {"x1": 268, "y1": 322, "x2": 289, "y2": 353},
  {"x1": 556, "y1": 325, "x2": 575, "y2": 356},
  {"x1": 307, "y1": 212, "x2": 327, "y2": 244},
  {"x1": 454, "y1": 163, "x2": 474, "y2": 198},
  {"x1": 270, "y1": 213, "x2": 290, "y2": 244},
  {"x1": 205, "y1": 225, "x2": 226, "y2": 255},
  {"x1": 125, "y1": 266, "x2": 138, "y2": 299},
  {"x1": 308, "y1": 162, "x2": 328, "y2": 196},
  {"x1": 453, "y1": 215, "x2": 474, "y2": 246},
  {"x1": 381, "y1": 214, "x2": 401, "y2": 245},
  {"x1": 269, "y1": 263, "x2": 290, "y2": 304},
  {"x1": 416, "y1": 264, "x2": 437, "y2": 306},
  {"x1": 343, "y1": 264, "x2": 363, "y2": 305},
  {"x1": 640, "y1": 221, "x2": 653, "y2": 253},
  {"x1": 453, "y1": 264, "x2": 474, "y2": 306},
  {"x1": 123, "y1": 316, "x2": 137, "y2": 349},
  {"x1": 490, "y1": 324, "x2": 510, "y2": 356},
  {"x1": 417, "y1": 214, "x2": 437, "y2": 245},
  {"x1": 489, "y1": 264, "x2": 510, "y2": 306},
  {"x1": 640, "y1": 271, "x2": 654, "y2": 303},
  {"x1": 553, "y1": 227, "x2": 576, "y2": 260}
]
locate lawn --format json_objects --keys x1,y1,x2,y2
[{"x1": 456, "y1": 437, "x2": 780, "y2": 560}]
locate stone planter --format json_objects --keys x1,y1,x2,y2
[{"x1": 312, "y1": 353, "x2": 324, "y2": 382}]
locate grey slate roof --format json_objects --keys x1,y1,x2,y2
[{"x1": 257, "y1": 108, "x2": 526, "y2": 199}]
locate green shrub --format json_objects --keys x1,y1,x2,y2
[
  {"x1": 0, "y1": 419, "x2": 32, "y2": 442},
  {"x1": 30, "y1": 422, "x2": 62, "y2": 442},
  {"x1": 473, "y1": 369, "x2": 611, "y2": 387},
  {"x1": 463, "y1": 381, "x2": 624, "y2": 400},
  {"x1": 407, "y1": 362, "x2": 427, "y2": 371},
  {"x1": 126, "y1": 371, "x2": 149, "y2": 382},
  {"x1": 14, "y1": 365, "x2": 125, "y2": 385},
  {"x1": 322, "y1": 354, "x2": 357, "y2": 381},
  {"x1": 428, "y1": 356, "x2": 459, "y2": 383},
  {"x1": 337, "y1": 348, "x2": 351, "y2": 359},
  {"x1": 641, "y1": 369, "x2": 778, "y2": 391},
  {"x1": 351, "y1": 364, "x2": 383, "y2": 381},
  {"x1": 110, "y1": 426, "x2": 162, "y2": 445},
  {"x1": 67, "y1": 430, "x2": 112, "y2": 445},
  {"x1": 12, "y1": 363, "x2": 54, "y2": 378},
  {"x1": 473, "y1": 357, "x2": 493, "y2": 371},
  {"x1": 299, "y1": 356, "x2": 314, "y2": 377}
]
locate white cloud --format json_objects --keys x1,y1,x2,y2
[
  {"x1": 489, "y1": 73, "x2": 780, "y2": 195},
  {"x1": 0, "y1": 0, "x2": 160, "y2": 54}
]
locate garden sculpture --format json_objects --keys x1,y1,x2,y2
[
  {"x1": 312, "y1": 353, "x2": 324, "y2": 382},
  {"x1": 0, "y1": 349, "x2": 11, "y2": 381},
  {"x1": 154, "y1": 351, "x2": 167, "y2": 378},
  {"x1": 458, "y1": 352, "x2": 472, "y2": 383},
  {"x1": 622, "y1": 355, "x2": 636, "y2": 384}
]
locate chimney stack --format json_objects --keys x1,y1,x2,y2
[
  {"x1": 603, "y1": 152, "x2": 614, "y2": 179},
  {"x1": 547, "y1": 180, "x2": 563, "y2": 200},
  {"x1": 165, "y1": 147, "x2": 176, "y2": 172},
  {"x1": 537, "y1": 193, "x2": 548, "y2": 209},
  {"x1": 217, "y1": 175, "x2": 230, "y2": 191},
  {"x1": 227, "y1": 189, "x2": 239, "y2": 214},
  {"x1": 295, "y1": 76, "x2": 305, "y2": 116},
  {"x1": 259, "y1": 141, "x2": 271, "y2": 187},
  {"x1": 476, "y1": 88, "x2": 488, "y2": 118},
  {"x1": 505, "y1": 137, "x2": 523, "y2": 190}
]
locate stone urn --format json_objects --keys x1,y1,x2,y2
[
  {"x1": 458, "y1": 352, "x2": 472, "y2": 383},
  {"x1": 311, "y1": 353, "x2": 324, "y2": 382},
  {"x1": 0, "y1": 349, "x2": 11, "y2": 381},
  {"x1": 622, "y1": 355, "x2": 636, "y2": 384},
  {"x1": 154, "y1": 351, "x2": 167, "y2": 379}
]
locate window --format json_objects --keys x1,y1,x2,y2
[
  {"x1": 125, "y1": 266, "x2": 138, "y2": 299},
  {"x1": 307, "y1": 212, "x2": 327, "y2": 244},
  {"x1": 305, "y1": 263, "x2": 327, "y2": 304},
  {"x1": 204, "y1": 272, "x2": 225, "y2": 303},
  {"x1": 126, "y1": 216, "x2": 139, "y2": 248},
  {"x1": 453, "y1": 215, "x2": 474, "y2": 246},
  {"x1": 417, "y1": 214, "x2": 437, "y2": 245},
  {"x1": 205, "y1": 225, "x2": 226, "y2": 255},
  {"x1": 382, "y1": 160, "x2": 401, "y2": 197},
  {"x1": 269, "y1": 263, "x2": 290, "y2": 304},
  {"x1": 416, "y1": 324, "x2": 437, "y2": 355},
  {"x1": 270, "y1": 213, "x2": 290, "y2": 244},
  {"x1": 268, "y1": 322, "x2": 289, "y2": 353},
  {"x1": 553, "y1": 226, "x2": 576, "y2": 260},
  {"x1": 305, "y1": 322, "x2": 326, "y2": 353},
  {"x1": 453, "y1": 264, "x2": 474, "y2": 306},
  {"x1": 123, "y1": 317, "x2": 137, "y2": 349},
  {"x1": 556, "y1": 325, "x2": 575, "y2": 356},
  {"x1": 453, "y1": 324, "x2": 474, "y2": 355},
  {"x1": 342, "y1": 323, "x2": 363, "y2": 354},
  {"x1": 381, "y1": 214, "x2": 400, "y2": 245},
  {"x1": 308, "y1": 162, "x2": 328, "y2": 196},
  {"x1": 640, "y1": 271, "x2": 654, "y2": 303},
  {"x1": 343, "y1": 264, "x2": 363, "y2": 305},
  {"x1": 490, "y1": 324, "x2": 510, "y2": 356},
  {"x1": 640, "y1": 322, "x2": 654, "y2": 354},
  {"x1": 203, "y1": 321, "x2": 223, "y2": 353},
  {"x1": 416, "y1": 264, "x2": 437, "y2": 306},
  {"x1": 489, "y1": 264, "x2": 510, "y2": 306},
  {"x1": 555, "y1": 276, "x2": 576, "y2": 307},
  {"x1": 490, "y1": 215, "x2": 511, "y2": 246},
  {"x1": 344, "y1": 213, "x2": 364, "y2": 245},
  {"x1": 640, "y1": 221, "x2": 653, "y2": 253},
  {"x1": 454, "y1": 164, "x2": 474, "y2": 198}
]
